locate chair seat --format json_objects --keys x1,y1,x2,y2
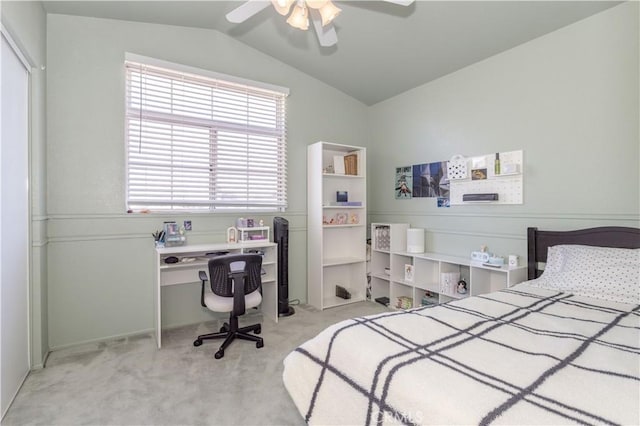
[{"x1": 204, "y1": 288, "x2": 262, "y2": 313}]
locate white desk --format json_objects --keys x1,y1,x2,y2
[{"x1": 154, "y1": 241, "x2": 278, "y2": 348}]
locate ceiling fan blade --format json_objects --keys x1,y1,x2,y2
[
  {"x1": 310, "y1": 9, "x2": 338, "y2": 47},
  {"x1": 382, "y1": 0, "x2": 414, "y2": 5},
  {"x1": 226, "y1": 1, "x2": 271, "y2": 24}
]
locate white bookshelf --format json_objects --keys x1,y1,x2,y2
[{"x1": 308, "y1": 142, "x2": 367, "y2": 309}]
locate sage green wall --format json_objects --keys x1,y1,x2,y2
[
  {"x1": 42, "y1": 2, "x2": 640, "y2": 350},
  {"x1": 46, "y1": 14, "x2": 368, "y2": 349},
  {"x1": 367, "y1": 2, "x2": 639, "y2": 262},
  {"x1": 1, "y1": 1, "x2": 48, "y2": 368}
]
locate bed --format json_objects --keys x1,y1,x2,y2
[{"x1": 283, "y1": 226, "x2": 640, "y2": 425}]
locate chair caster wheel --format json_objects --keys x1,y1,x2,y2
[
  {"x1": 256, "y1": 341, "x2": 264, "y2": 349},
  {"x1": 220, "y1": 323, "x2": 229, "y2": 333},
  {"x1": 215, "y1": 350, "x2": 224, "y2": 359},
  {"x1": 193, "y1": 339, "x2": 203, "y2": 347},
  {"x1": 254, "y1": 325, "x2": 261, "y2": 335}
]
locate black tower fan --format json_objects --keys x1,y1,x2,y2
[{"x1": 274, "y1": 217, "x2": 295, "y2": 317}]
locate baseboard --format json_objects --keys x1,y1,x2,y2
[
  {"x1": 48, "y1": 328, "x2": 155, "y2": 353},
  {"x1": 1, "y1": 369, "x2": 29, "y2": 421}
]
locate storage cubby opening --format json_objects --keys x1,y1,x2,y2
[
  {"x1": 390, "y1": 282, "x2": 414, "y2": 309},
  {"x1": 416, "y1": 289, "x2": 439, "y2": 307},
  {"x1": 322, "y1": 226, "x2": 366, "y2": 261},
  {"x1": 370, "y1": 251, "x2": 390, "y2": 276},
  {"x1": 470, "y1": 268, "x2": 508, "y2": 295},
  {"x1": 391, "y1": 254, "x2": 413, "y2": 282},
  {"x1": 370, "y1": 276, "x2": 390, "y2": 301},
  {"x1": 413, "y1": 258, "x2": 439, "y2": 291},
  {"x1": 322, "y1": 262, "x2": 366, "y2": 307}
]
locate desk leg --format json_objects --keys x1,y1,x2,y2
[
  {"x1": 261, "y1": 282, "x2": 278, "y2": 324},
  {"x1": 154, "y1": 254, "x2": 162, "y2": 348}
]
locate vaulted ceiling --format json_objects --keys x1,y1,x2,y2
[{"x1": 42, "y1": 1, "x2": 620, "y2": 105}]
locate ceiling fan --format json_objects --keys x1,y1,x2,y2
[{"x1": 226, "y1": 0, "x2": 415, "y2": 47}]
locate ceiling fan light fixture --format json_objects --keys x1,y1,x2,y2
[
  {"x1": 318, "y1": 1, "x2": 341, "y2": 26},
  {"x1": 306, "y1": 0, "x2": 329, "y2": 9},
  {"x1": 286, "y1": 3, "x2": 309, "y2": 30},
  {"x1": 271, "y1": 0, "x2": 295, "y2": 16}
]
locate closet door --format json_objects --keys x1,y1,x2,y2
[{"x1": 1, "y1": 30, "x2": 31, "y2": 418}]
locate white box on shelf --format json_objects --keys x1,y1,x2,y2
[
  {"x1": 440, "y1": 272, "x2": 460, "y2": 295},
  {"x1": 237, "y1": 226, "x2": 270, "y2": 242},
  {"x1": 407, "y1": 228, "x2": 425, "y2": 253},
  {"x1": 333, "y1": 155, "x2": 345, "y2": 174}
]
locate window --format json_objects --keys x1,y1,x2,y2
[{"x1": 125, "y1": 55, "x2": 288, "y2": 212}]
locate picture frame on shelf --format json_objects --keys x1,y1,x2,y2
[
  {"x1": 471, "y1": 168, "x2": 487, "y2": 180},
  {"x1": 404, "y1": 264, "x2": 414, "y2": 282}
]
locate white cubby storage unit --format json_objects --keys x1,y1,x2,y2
[
  {"x1": 388, "y1": 252, "x2": 527, "y2": 309},
  {"x1": 307, "y1": 142, "x2": 367, "y2": 310},
  {"x1": 368, "y1": 223, "x2": 527, "y2": 309},
  {"x1": 369, "y1": 223, "x2": 409, "y2": 304}
]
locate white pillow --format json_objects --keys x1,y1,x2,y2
[{"x1": 528, "y1": 245, "x2": 640, "y2": 304}]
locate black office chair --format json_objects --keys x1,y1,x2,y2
[{"x1": 193, "y1": 253, "x2": 264, "y2": 359}]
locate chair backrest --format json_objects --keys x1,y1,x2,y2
[{"x1": 207, "y1": 253, "x2": 263, "y2": 298}]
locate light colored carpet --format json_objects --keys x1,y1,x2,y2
[{"x1": 3, "y1": 301, "x2": 387, "y2": 425}]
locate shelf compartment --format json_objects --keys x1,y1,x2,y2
[
  {"x1": 438, "y1": 262, "x2": 470, "y2": 296},
  {"x1": 322, "y1": 262, "x2": 366, "y2": 308},
  {"x1": 322, "y1": 176, "x2": 365, "y2": 204},
  {"x1": 370, "y1": 250, "x2": 390, "y2": 276},
  {"x1": 412, "y1": 257, "x2": 439, "y2": 292},
  {"x1": 470, "y1": 267, "x2": 510, "y2": 295},
  {"x1": 370, "y1": 276, "x2": 390, "y2": 302},
  {"x1": 322, "y1": 226, "x2": 366, "y2": 260},
  {"x1": 390, "y1": 281, "x2": 414, "y2": 310},
  {"x1": 416, "y1": 290, "x2": 439, "y2": 307},
  {"x1": 390, "y1": 253, "x2": 413, "y2": 282}
]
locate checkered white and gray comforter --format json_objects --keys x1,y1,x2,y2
[{"x1": 282, "y1": 284, "x2": 640, "y2": 425}]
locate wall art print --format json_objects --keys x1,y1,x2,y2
[
  {"x1": 412, "y1": 161, "x2": 450, "y2": 198},
  {"x1": 395, "y1": 166, "x2": 413, "y2": 199}
]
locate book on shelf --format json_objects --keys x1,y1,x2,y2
[
  {"x1": 344, "y1": 153, "x2": 358, "y2": 175},
  {"x1": 395, "y1": 296, "x2": 413, "y2": 309}
]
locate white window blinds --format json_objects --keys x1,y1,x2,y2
[{"x1": 125, "y1": 58, "x2": 288, "y2": 212}]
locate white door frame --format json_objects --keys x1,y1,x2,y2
[{"x1": 1, "y1": 22, "x2": 33, "y2": 419}]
